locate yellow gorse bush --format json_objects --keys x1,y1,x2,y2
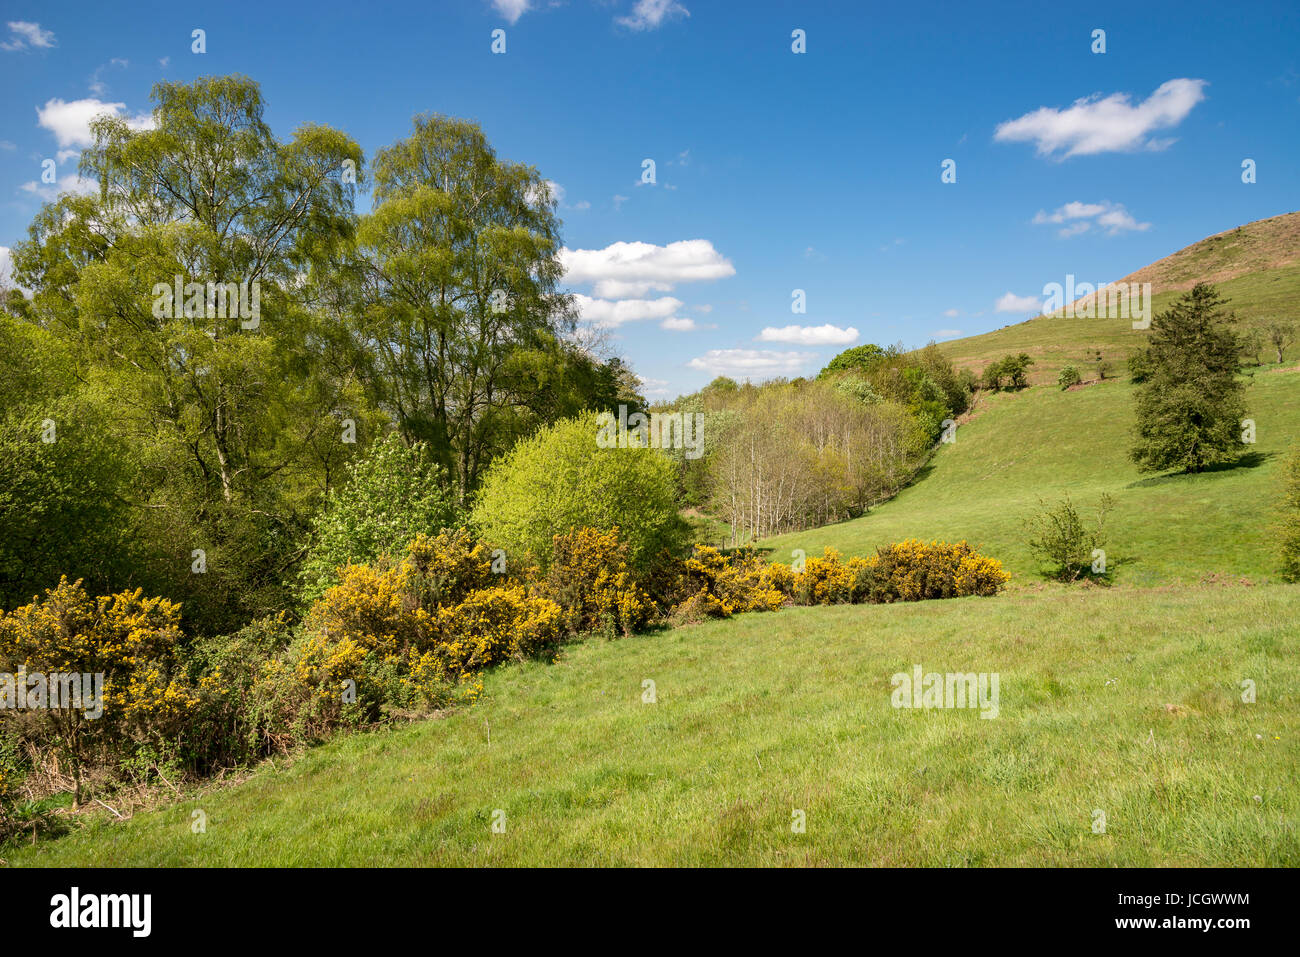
[{"x1": 543, "y1": 527, "x2": 650, "y2": 636}]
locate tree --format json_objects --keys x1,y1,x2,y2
[
  {"x1": 1130, "y1": 283, "x2": 1247, "y2": 474},
  {"x1": 339, "y1": 114, "x2": 576, "y2": 503},
  {"x1": 297, "y1": 433, "x2": 461, "y2": 604},
  {"x1": 1025, "y1": 494, "x2": 1113, "y2": 581},
  {"x1": 1265, "y1": 320, "x2": 1294, "y2": 364},
  {"x1": 11, "y1": 75, "x2": 367, "y2": 631},
  {"x1": 470, "y1": 414, "x2": 686, "y2": 572}
]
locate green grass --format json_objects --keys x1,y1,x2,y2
[
  {"x1": 7, "y1": 584, "x2": 1297, "y2": 866},
  {"x1": 762, "y1": 367, "x2": 1300, "y2": 586},
  {"x1": 941, "y1": 264, "x2": 1300, "y2": 383}
]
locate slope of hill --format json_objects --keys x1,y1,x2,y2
[
  {"x1": 8, "y1": 583, "x2": 1298, "y2": 867},
  {"x1": 940, "y1": 211, "x2": 1300, "y2": 383},
  {"x1": 762, "y1": 367, "x2": 1300, "y2": 585}
]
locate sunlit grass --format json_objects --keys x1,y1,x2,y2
[{"x1": 8, "y1": 584, "x2": 1297, "y2": 867}]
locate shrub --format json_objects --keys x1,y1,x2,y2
[
  {"x1": 298, "y1": 434, "x2": 460, "y2": 605},
  {"x1": 434, "y1": 585, "x2": 564, "y2": 673},
  {"x1": 543, "y1": 528, "x2": 650, "y2": 637},
  {"x1": 1025, "y1": 494, "x2": 1114, "y2": 582},
  {"x1": 1280, "y1": 446, "x2": 1300, "y2": 582},
  {"x1": 859, "y1": 540, "x2": 1009, "y2": 601},
  {"x1": 1058, "y1": 366, "x2": 1082, "y2": 389},
  {"x1": 677, "y1": 545, "x2": 786, "y2": 620},
  {"x1": 471, "y1": 413, "x2": 687, "y2": 573},
  {"x1": 791, "y1": 548, "x2": 868, "y2": 605},
  {"x1": 0, "y1": 578, "x2": 196, "y2": 804}
]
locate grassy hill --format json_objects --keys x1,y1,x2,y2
[
  {"x1": 4, "y1": 212, "x2": 1298, "y2": 869},
  {"x1": 941, "y1": 211, "x2": 1300, "y2": 384},
  {"x1": 8, "y1": 584, "x2": 1298, "y2": 867},
  {"x1": 761, "y1": 366, "x2": 1300, "y2": 585}
]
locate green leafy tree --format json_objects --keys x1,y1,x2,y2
[
  {"x1": 1265, "y1": 319, "x2": 1294, "y2": 364},
  {"x1": 470, "y1": 413, "x2": 686, "y2": 573},
  {"x1": 298, "y1": 434, "x2": 461, "y2": 604},
  {"x1": 1025, "y1": 494, "x2": 1114, "y2": 582},
  {"x1": 11, "y1": 75, "x2": 368, "y2": 631},
  {"x1": 338, "y1": 114, "x2": 576, "y2": 502},
  {"x1": 1130, "y1": 283, "x2": 1246, "y2": 474}
]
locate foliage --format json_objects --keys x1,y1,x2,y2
[
  {"x1": 471, "y1": 413, "x2": 686, "y2": 571},
  {"x1": 1025, "y1": 494, "x2": 1114, "y2": 582},
  {"x1": 856, "y1": 539, "x2": 1010, "y2": 601},
  {"x1": 542, "y1": 528, "x2": 650, "y2": 637},
  {"x1": 982, "y1": 353, "x2": 1034, "y2": 391},
  {"x1": 298, "y1": 434, "x2": 460, "y2": 604},
  {"x1": 1057, "y1": 366, "x2": 1082, "y2": 389},
  {"x1": 1130, "y1": 283, "x2": 1247, "y2": 474},
  {"x1": 676, "y1": 545, "x2": 787, "y2": 620},
  {"x1": 1280, "y1": 446, "x2": 1300, "y2": 582},
  {"x1": 704, "y1": 380, "x2": 924, "y2": 542},
  {"x1": 1265, "y1": 319, "x2": 1294, "y2": 364},
  {"x1": 0, "y1": 578, "x2": 195, "y2": 804}
]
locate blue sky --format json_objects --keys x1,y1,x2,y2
[{"x1": 2, "y1": 0, "x2": 1297, "y2": 399}]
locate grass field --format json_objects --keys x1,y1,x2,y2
[
  {"x1": 939, "y1": 264, "x2": 1300, "y2": 384},
  {"x1": 762, "y1": 366, "x2": 1300, "y2": 586},
  {"x1": 7, "y1": 584, "x2": 1297, "y2": 867},
  {"x1": 4, "y1": 213, "x2": 1296, "y2": 869}
]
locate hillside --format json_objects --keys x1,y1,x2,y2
[
  {"x1": 8, "y1": 584, "x2": 1298, "y2": 867},
  {"x1": 762, "y1": 367, "x2": 1300, "y2": 585},
  {"x1": 940, "y1": 211, "x2": 1300, "y2": 383}
]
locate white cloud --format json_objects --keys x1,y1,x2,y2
[
  {"x1": 574, "y1": 293, "x2": 683, "y2": 327},
  {"x1": 561, "y1": 239, "x2": 734, "y2": 298},
  {"x1": 491, "y1": 0, "x2": 531, "y2": 23},
  {"x1": 159, "y1": 56, "x2": 170, "y2": 68},
  {"x1": 637, "y1": 375, "x2": 671, "y2": 397},
  {"x1": 37, "y1": 97, "x2": 155, "y2": 149},
  {"x1": 21, "y1": 172, "x2": 99, "y2": 202},
  {"x1": 757, "y1": 323, "x2": 859, "y2": 346},
  {"x1": 0, "y1": 140, "x2": 15, "y2": 151},
  {"x1": 994, "y1": 78, "x2": 1207, "y2": 158},
  {"x1": 611, "y1": 194, "x2": 629, "y2": 211},
  {"x1": 995, "y1": 292, "x2": 1044, "y2": 314},
  {"x1": 943, "y1": 308, "x2": 959, "y2": 318},
  {"x1": 1032, "y1": 200, "x2": 1151, "y2": 237},
  {"x1": 1, "y1": 21, "x2": 55, "y2": 51},
  {"x1": 617, "y1": 0, "x2": 690, "y2": 31},
  {"x1": 687, "y1": 348, "x2": 813, "y2": 380},
  {"x1": 661, "y1": 317, "x2": 697, "y2": 331},
  {"x1": 932, "y1": 329, "x2": 963, "y2": 340},
  {"x1": 0, "y1": 246, "x2": 12, "y2": 286},
  {"x1": 571, "y1": 199, "x2": 590, "y2": 210}
]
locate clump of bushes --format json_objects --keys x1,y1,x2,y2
[
  {"x1": 1058, "y1": 366, "x2": 1082, "y2": 389},
  {"x1": 674, "y1": 540, "x2": 1009, "y2": 618}
]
